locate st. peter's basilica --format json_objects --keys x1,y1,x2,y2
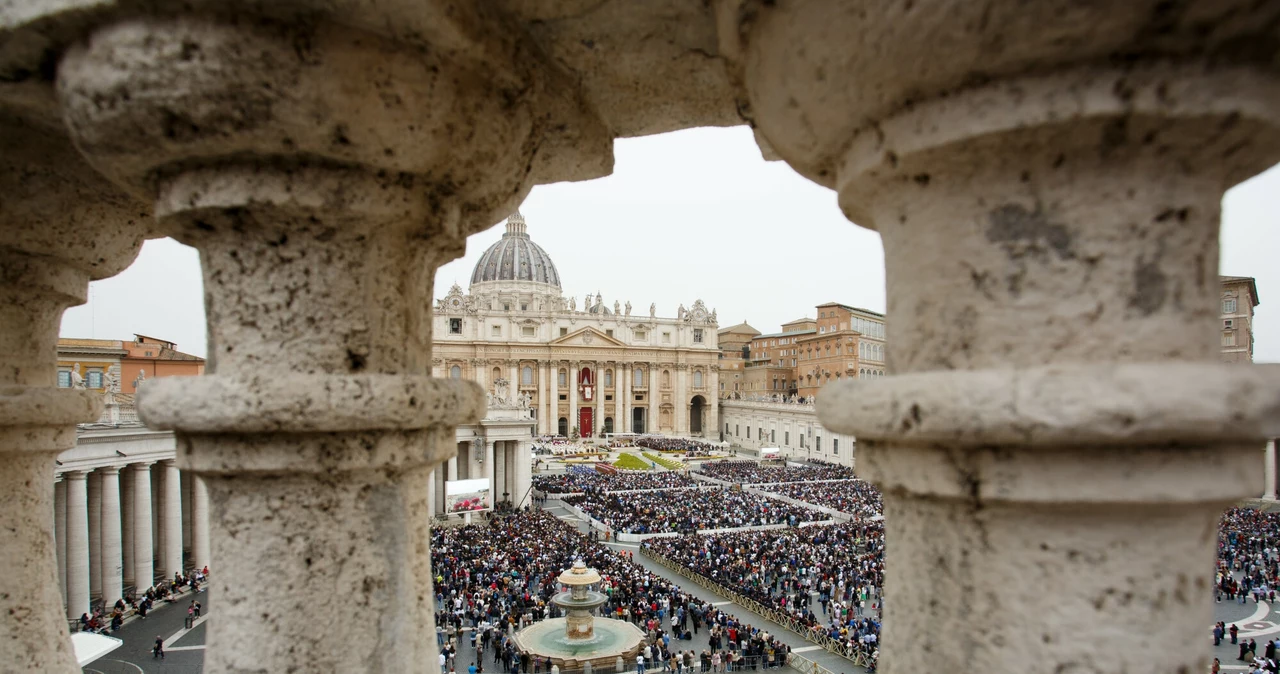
[{"x1": 432, "y1": 211, "x2": 721, "y2": 439}]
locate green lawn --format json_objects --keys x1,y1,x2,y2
[{"x1": 613, "y1": 453, "x2": 652, "y2": 471}]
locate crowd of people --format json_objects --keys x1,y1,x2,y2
[
  {"x1": 693, "y1": 461, "x2": 855, "y2": 485},
  {"x1": 78, "y1": 567, "x2": 209, "y2": 635},
  {"x1": 636, "y1": 437, "x2": 720, "y2": 456},
  {"x1": 561, "y1": 489, "x2": 828, "y2": 534},
  {"x1": 762, "y1": 480, "x2": 883, "y2": 519},
  {"x1": 429, "y1": 510, "x2": 794, "y2": 673},
  {"x1": 642, "y1": 522, "x2": 884, "y2": 666},
  {"x1": 532, "y1": 438, "x2": 602, "y2": 456},
  {"x1": 533, "y1": 471, "x2": 701, "y2": 494}
]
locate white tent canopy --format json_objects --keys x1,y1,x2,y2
[{"x1": 71, "y1": 631, "x2": 124, "y2": 666}]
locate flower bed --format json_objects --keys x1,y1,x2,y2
[{"x1": 612, "y1": 453, "x2": 652, "y2": 471}]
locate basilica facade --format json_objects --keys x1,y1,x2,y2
[{"x1": 432, "y1": 212, "x2": 720, "y2": 438}]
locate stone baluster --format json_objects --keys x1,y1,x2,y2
[
  {"x1": 55, "y1": 10, "x2": 610, "y2": 671},
  {"x1": 727, "y1": 4, "x2": 1280, "y2": 672},
  {"x1": 0, "y1": 111, "x2": 147, "y2": 669}
]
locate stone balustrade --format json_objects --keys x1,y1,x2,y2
[{"x1": 2, "y1": 2, "x2": 1278, "y2": 673}]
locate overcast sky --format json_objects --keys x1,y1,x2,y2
[{"x1": 61, "y1": 126, "x2": 1279, "y2": 363}]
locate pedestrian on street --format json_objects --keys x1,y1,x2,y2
[{"x1": 153, "y1": 636, "x2": 164, "y2": 659}]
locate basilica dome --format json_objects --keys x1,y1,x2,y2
[{"x1": 469, "y1": 211, "x2": 561, "y2": 288}]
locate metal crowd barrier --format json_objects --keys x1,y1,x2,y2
[{"x1": 640, "y1": 549, "x2": 874, "y2": 669}]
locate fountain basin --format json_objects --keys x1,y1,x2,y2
[{"x1": 511, "y1": 617, "x2": 646, "y2": 670}]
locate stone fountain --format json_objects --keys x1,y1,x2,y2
[{"x1": 511, "y1": 560, "x2": 646, "y2": 670}]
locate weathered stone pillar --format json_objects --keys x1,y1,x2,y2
[
  {"x1": 0, "y1": 110, "x2": 145, "y2": 668},
  {"x1": 121, "y1": 467, "x2": 134, "y2": 589},
  {"x1": 729, "y1": 4, "x2": 1280, "y2": 672},
  {"x1": 1266, "y1": 442, "x2": 1277, "y2": 500},
  {"x1": 53, "y1": 9, "x2": 615, "y2": 668},
  {"x1": 191, "y1": 475, "x2": 210, "y2": 572},
  {"x1": 99, "y1": 466, "x2": 123, "y2": 607},
  {"x1": 486, "y1": 440, "x2": 497, "y2": 506}
]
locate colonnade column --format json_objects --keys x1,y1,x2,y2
[
  {"x1": 132, "y1": 463, "x2": 154, "y2": 592},
  {"x1": 55, "y1": 478, "x2": 67, "y2": 605},
  {"x1": 537, "y1": 362, "x2": 549, "y2": 435},
  {"x1": 87, "y1": 470, "x2": 101, "y2": 602},
  {"x1": 99, "y1": 466, "x2": 123, "y2": 607},
  {"x1": 727, "y1": 6, "x2": 1280, "y2": 672},
  {"x1": 513, "y1": 441, "x2": 531, "y2": 508},
  {"x1": 121, "y1": 469, "x2": 134, "y2": 589},
  {"x1": 191, "y1": 476, "x2": 210, "y2": 572},
  {"x1": 621, "y1": 365, "x2": 631, "y2": 433},
  {"x1": 64, "y1": 472, "x2": 89, "y2": 621},
  {"x1": 162, "y1": 460, "x2": 183, "y2": 578}
]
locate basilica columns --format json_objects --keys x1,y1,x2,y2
[
  {"x1": 725, "y1": 4, "x2": 1280, "y2": 672},
  {"x1": 549, "y1": 361, "x2": 560, "y2": 435},
  {"x1": 569, "y1": 362, "x2": 580, "y2": 436},
  {"x1": 54, "y1": 479, "x2": 67, "y2": 604}
]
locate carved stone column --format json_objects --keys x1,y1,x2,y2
[
  {"x1": 0, "y1": 110, "x2": 146, "y2": 669},
  {"x1": 729, "y1": 4, "x2": 1280, "y2": 673},
  {"x1": 55, "y1": 9, "x2": 616, "y2": 667}
]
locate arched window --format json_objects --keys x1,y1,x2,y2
[
  {"x1": 605, "y1": 369, "x2": 613, "y2": 387},
  {"x1": 558, "y1": 369, "x2": 567, "y2": 386},
  {"x1": 450, "y1": 365, "x2": 461, "y2": 379},
  {"x1": 522, "y1": 366, "x2": 533, "y2": 385},
  {"x1": 634, "y1": 368, "x2": 643, "y2": 387},
  {"x1": 693, "y1": 371, "x2": 703, "y2": 387}
]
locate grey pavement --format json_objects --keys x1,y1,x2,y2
[{"x1": 82, "y1": 588, "x2": 209, "y2": 674}]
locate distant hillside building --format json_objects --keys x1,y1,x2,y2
[{"x1": 1221, "y1": 275, "x2": 1260, "y2": 363}]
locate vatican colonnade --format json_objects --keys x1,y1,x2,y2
[{"x1": 1, "y1": 3, "x2": 1279, "y2": 674}]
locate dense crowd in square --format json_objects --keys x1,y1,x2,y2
[
  {"x1": 692, "y1": 460, "x2": 855, "y2": 485},
  {"x1": 532, "y1": 471, "x2": 701, "y2": 494},
  {"x1": 636, "y1": 436, "x2": 720, "y2": 456},
  {"x1": 561, "y1": 488, "x2": 828, "y2": 534},
  {"x1": 642, "y1": 522, "x2": 884, "y2": 665},
  {"x1": 429, "y1": 510, "x2": 795, "y2": 673},
  {"x1": 762, "y1": 479, "x2": 883, "y2": 518}
]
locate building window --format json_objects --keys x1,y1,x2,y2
[
  {"x1": 747, "y1": 426, "x2": 750, "y2": 439},
  {"x1": 662, "y1": 370, "x2": 670, "y2": 388},
  {"x1": 785, "y1": 431, "x2": 789, "y2": 446},
  {"x1": 770, "y1": 429, "x2": 775, "y2": 443},
  {"x1": 560, "y1": 327, "x2": 568, "y2": 337},
  {"x1": 693, "y1": 328, "x2": 703, "y2": 343},
  {"x1": 606, "y1": 329, "x2": 614, "y2": 337},
  {"x1": 449, "y1": 365, "x2": 462, "y2": 379},
  {"x1": 503, "y1": 303, "x2": 510, "y2": 311},
  {"x1": 522, "y1": 366, "x2": 533, "y2": 385},
  {"x1": 57, "y1": 370, "x2": 71, "y2": 388},
  {"x1": 693, "y1": 371, "x2": 703, "y2": 387},
  {"x1": 491, "y1": 325, "x2": 501, "y2": 337},
  {"x1": 1223, "y1": 298, "x2": 1237, "y2": 314},
  {"x1": 521, "y1": 303, "x2": 528, "y2": 311},
  {"x1": 662, "y1": 332, "x2": 671, "y2": 344},
  {"x1": 449, "y1": 318, "x2": 462, "y2": 334},
  {"x1": 833, "y1": 438, "x2": 839, "y2": 455},
  {"x1": 87, "y1": 370, "x2": 103, "y2": 388},
  {"x1": 634, "y1": 369, "x2": 644, "y2": 387},
  {"x1": 736, "y1": 424, "x2": 739, "y2": 437},
  {"x1": 635, "y1": 394, "x2": 644, "y2": 401},
  {"x1": 605, "y1": 370, "x2": 613, "y2": 387},
  {"x1": 522, "y1": 326, "x2": 535, "y2": 337},
  {"x1": 558, "y1": 369, "x2": 567, "y2": 386},
  {"x1": 816, "y1": 436, "x2": 822, "y2": 452},
  {"x1": 725, "y1": 423, "x2": 730, "y2": 435},
  {"x1": 1223, "y1": 332, "x2": 1237, "y2": 347},
  {"x1": 636, "y1": 330, "x2": 646, "y2": 340}
]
